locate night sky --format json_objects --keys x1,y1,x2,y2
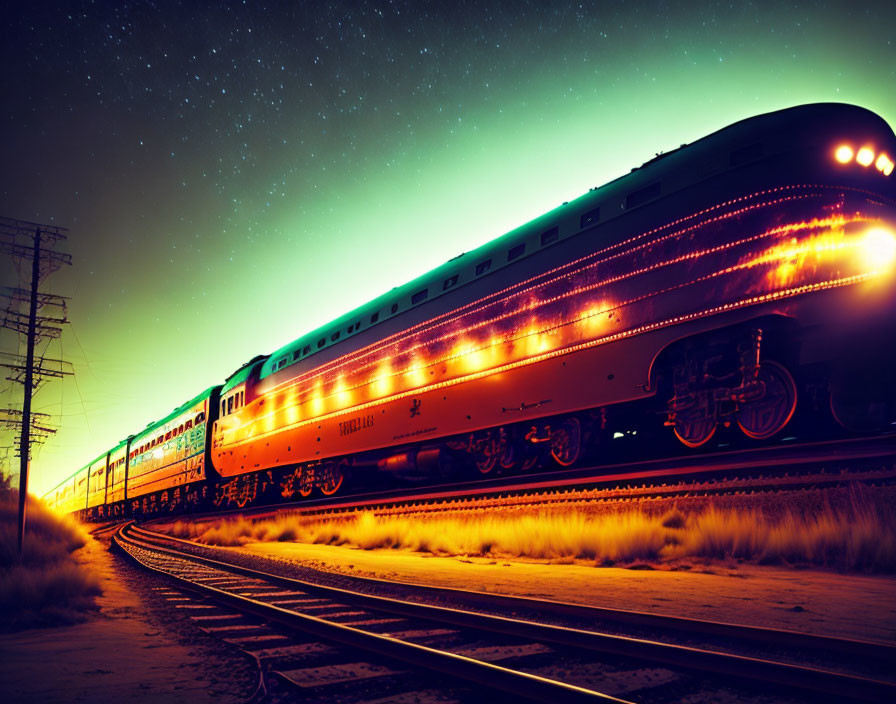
[{"x1": 2, "y1": 1, "x2": 895, "y2": 494}]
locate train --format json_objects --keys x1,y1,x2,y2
[{"x1": 44, "y1": 102, "x2": 896, "y2": 519}]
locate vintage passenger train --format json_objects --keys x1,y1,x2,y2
[{"x1": 44, "y1": 103, "x2": 896, "y2": 519}]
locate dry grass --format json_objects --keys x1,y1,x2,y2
[
  {"x1": 0, "y1": 488, "x2": 101, "y2": 630},
  {"x1": 172, "y1": 485, "x2": 896, "y2": 573}
]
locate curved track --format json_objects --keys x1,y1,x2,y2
[{"x1": 114, "y1": 523, "x2": 896, "y2": 703}]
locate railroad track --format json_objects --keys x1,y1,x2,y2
[{"x1": 113, "y1": 522, "x2": 896, "y2": 703}]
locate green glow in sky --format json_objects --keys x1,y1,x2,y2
[{"x1": 1, "y1": 2, "x2": 895, "y2": 493}]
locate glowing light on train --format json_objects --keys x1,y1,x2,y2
[
  {"x1": 856, "y1": 147, "x2": 875, "y2": 166},
  {"x1": 833, "y1": 143, "x2": 893, "y2": 176},
  {"x1": 859, "y1": 227, "x2": 896, "y2": 272},
  {"x1": 310, "y1": 380, "x2": 325, "y2": 415},
  {"x1": 405, "y1": 358, "x2": 427, "y2": 387},
  {"x1": 372, "y1": 361, "x2": 394, "y2": 397},
  {"x1": 334, "y1": 375, "x2": 352, "y2": 407},
  {"x1": 835, "y1": 144, "x2": 854, "y2": 163}
]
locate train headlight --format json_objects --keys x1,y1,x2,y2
[
  {"x1": 856, "y1": 147, "x2": 876, "y2": 167},
  {"x1": 832, "y1": 143, "x2": 892, "y2": 176},
  {"x1": 876, "y1": 153, "x2": 894, "y2": 176},
  {"x1": 859, "y1": 227, "x2": 896, "y2": 272},
  {"x1": 835, "y1": 144, "x2": 854, "y2": 163}
]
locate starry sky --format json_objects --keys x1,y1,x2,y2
[{"x1": 2, "y1": 1, "x2": 895, "y2": 494}]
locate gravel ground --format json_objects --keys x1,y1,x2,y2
[{"x1": 0, "y1": 533, "x2": 257, "y2": 704}]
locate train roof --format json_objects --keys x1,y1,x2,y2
[
  {"x1": 221, "y1": 354, "x2": 269, "y2": 395},
  {"x1": 108, "y1": 437, "x2": 129, "y2": 455},
  {"x1": 43, "y1": 458, "x2": 96, "y2": 499},
  {"x1": 130, "y1": 385, "x2": 220, "y2": 443},
  {"x1": 258, "y1": 103, "x2": 894, "y2": 383}
]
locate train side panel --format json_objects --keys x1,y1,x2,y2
[
  {"x1": 86, "y1": 454, "x2": 108, "y2": 509},
  {"x1": 125, "y1": 387, "x2": 220, "y2": 505},
  {"x1": 213, "y1": 187, "x2": 896, "y2": 475},
  {"x1": 106, "y1": 440, "x2": 129, "y2": 504}
]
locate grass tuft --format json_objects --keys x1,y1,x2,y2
[
  {"x1": 0, "y1": 487, "x2": 101, "y2": 630},
  {"x1": 173, "y1": 484, "x2": 896, "y2": 573}
]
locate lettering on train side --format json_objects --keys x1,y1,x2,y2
[{"x1": 339, "y1": 414, "x2": 375, "y2": 437}]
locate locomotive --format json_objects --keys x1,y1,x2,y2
[{"x1": 44, "y1": 103, "x2": 896, "y2": 519}]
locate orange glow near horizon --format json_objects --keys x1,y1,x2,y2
[{"x1": 216, "y1": 187, "x2": 895, "y2": 451}]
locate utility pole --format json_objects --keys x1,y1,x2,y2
[{"x1": 0, "y1": 217, "x2": 72, "y2": 555}]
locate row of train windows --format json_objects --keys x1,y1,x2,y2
[
  {"x1": 129, "y1": 412, "x2": 205, "y2": 459},
  {"x1": 276, "y1": 179, "x2": 673, "y2": 372},
  {"x1": 221, "y1": 389, "x2": 245, "y2": 415}
]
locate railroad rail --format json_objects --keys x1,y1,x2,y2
[{"x1": 114, "y1": 522, "x2": 896, "y2": 703}]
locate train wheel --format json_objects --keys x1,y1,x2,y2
[
  {"x1": 830, "y1": 392, "x2": 890, "y2": 432},
  {"x1": 673, "y1": 416, "x2": 717, "y2": 448},
  {"x1": 281, "y1": 467, "x2": 314, "y2": 499},
  {"x1": 498, "y1": 429, "x2": 519, "y2": 471},
  {"x1": 737, "y1": 361, "x2": 798, "y2": 440},
  {"x1": 318, "y1": 461, "x2": 345, "y2": 496},
  {"x1": 297, "y1": 470, "x2": 314, "y2": 498},
  {"x1": 233, "y1": 476, "x2": 255, "y2": 509},
  {"x1": 473, "y1": 436, "x2": 500, "y2": 475},
  {"x1": 550, "y1": 417, "x2": 582, "y2": 467}
]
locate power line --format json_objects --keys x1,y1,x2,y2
[{"x1": 0, "y1": 216, "x2": 72, "y2": 555}]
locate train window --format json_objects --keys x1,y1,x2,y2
[
  {"x1": 391, "y1": 303, "x2": 399, "y2": 314},
  {"x1": 540, "y1": 226, "x2": 559, "y2": 246},
  {"x1": 730, "y1": 142, "x2": 763, "y2": 166},
  {"x1": 228, "y1": 396, "x2": 233, "y2": 414},
  {"x1": 178, "y1": 424, "x2": 184, "y2": 434},
  {"x1": 221, "y1": 400, "x2": 226, "y2": 415},
  {"x1": 579, "y1": 207, "x2": 600, "y2": 229},
  {"x1": 370, "y1": 312, "x2": 379, "y2": 323},
  {"x1": 507, "y1": 243, "x2": 525, "y2": 261},
  {"x1": 475, "y1": 259, "x2": 492, "y2": 275},
  {"x1": 165, "y1": 431, "x2": 172, "y2": 441},
  {"x1": 412, "y1": 288, "x2": 428, "y2": 304},
  {"x1": 443, "y1": 275, "x2": 458, "y2": 290},
  {"x1": 317, "y1": 338, "x2": 325, "y2": 348},
  {"x1": 302, "y1": 344, "x2": 311, "y2": 355},
  {"x1": 331, "y1": 331, "x2": 340, "y2": 342},
  {"x1": 196, "y1": 411, "x2": 205, "y2": 423},
  {"x1": 185, "y1": 419, "x2": 192, "y2": 430},
  {"x1": 625, "y1": 182, "x2": 661, "y2": 209}
]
